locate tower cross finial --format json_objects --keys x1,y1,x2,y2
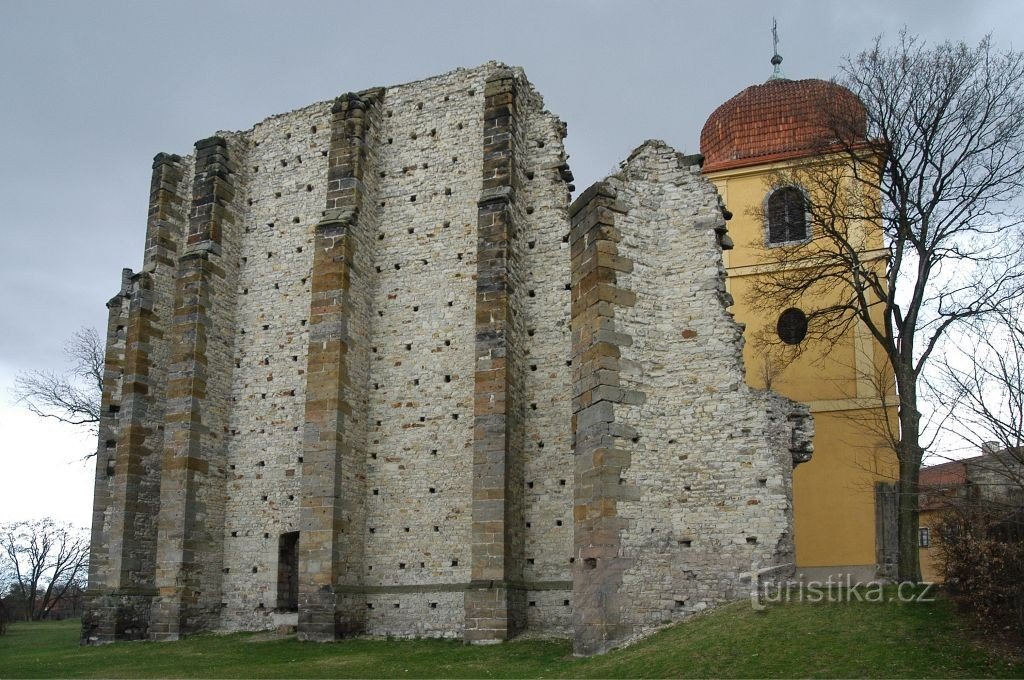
[{"x1": 769, "y1": 18, "x2": 785, "y2": 80}]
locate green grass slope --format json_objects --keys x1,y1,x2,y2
[{"x1": 1, "y1": 594, "x2": 1018, "y2": 678}]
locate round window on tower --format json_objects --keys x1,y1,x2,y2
[{"x1": 777, "y1": 308, "x2": 808, "y2": 345}]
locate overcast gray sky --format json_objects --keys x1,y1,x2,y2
[{"x1": 2, "y1": 0, "x2": 1021, "y2": 525}]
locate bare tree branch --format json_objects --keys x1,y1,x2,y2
[
  {"x1": 930, "y1": 301, "x2": 1024, "y2": 492},
  {"x1": 11, "y1": 327, "x2": 103, "y2": 433}
]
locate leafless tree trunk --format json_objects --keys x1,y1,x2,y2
[{"x1": 752, "y1": 33, "x2": 1024, "y2": 581}]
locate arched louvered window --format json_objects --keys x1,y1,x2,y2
[{"x1": 766, "y1": 186, "x2": 808, "y2": 244}]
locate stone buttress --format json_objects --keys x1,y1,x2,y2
[
  {"x1": 297, "y1": 88, "x2": 381, "y2": 640},
  {"x1": 151, "y1": 135, "x2": 243, "y2": 639},
  {"x1": 83, "y1": 152, "x2": 189, "y2": 642}
]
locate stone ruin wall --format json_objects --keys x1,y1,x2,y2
[
  {"x1": 219, "y1": 101, "x2": 329, "y2": 630},
  {"x1": 84, "y1": 63, "x2": 580, "y2": 642},
  {"x1": 83, "y1": 63, "x2": 811, "y2": 654},
  {"x1": 567, "y1": 141, "x2": 812, "y2": 654}
]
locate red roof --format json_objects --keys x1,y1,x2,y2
[
  {"x1": 700, "y1": 78, "x2": 867, "y2": 173},
  {"x1": 920, "y1": 460, "x2": 970, "y2": 488},
  {"x1": 919, "y1": 459, "x2": 969, "y2": 511}
]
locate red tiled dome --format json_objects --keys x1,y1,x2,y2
[{"x1": 700, "y1": 78, "x2": 866, "y2": 173}]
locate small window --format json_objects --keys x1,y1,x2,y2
[
  {"x1": 776, "y1": 308, "x2": 808, "y2": 345},
  {"x1": 919, "y1": 527, "x2": 930, "y2": 548},
  {"x1": 766, "y1": 186, "x2": 808, "y2": 244}
]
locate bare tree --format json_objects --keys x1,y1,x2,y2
[
  {"x1": 753, "y1": 33, "x2": 1024, "y2": 580},
  {"x1": 0, "y1": 519, "x2": 88, "y2": 621},
  {"x1": 932, "y1": 303, "x2": 1024, "y2": 491},
  {"x1": 12, "y1": 327, "x2": 103, "y2": 433}
]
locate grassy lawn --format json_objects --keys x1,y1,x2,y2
[{"x1": 1, "y1": 592, "x2": 1020, "y2": 678}]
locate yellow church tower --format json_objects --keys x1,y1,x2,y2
[{"x1": 699, "y1": 45, "x2": 899, "y2": 581}]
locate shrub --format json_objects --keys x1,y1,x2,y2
[{"x1": 936, "y1": 499, "x2": 1024, "y2": 636}]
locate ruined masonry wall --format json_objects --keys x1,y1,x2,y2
[
  {"x1": 85, "y1": 64, "x2": 809, "y2": 653},
  {"x1": 566, "y1": 141, "x2": 811, "y2": 655},
  {"x1": 107, "y1": 63, "x2": 577, "y2": 637},
  {"x1": 360, "y1": 66, "x2": 485, "y2": 636},
  {"x1": 611, "y1": 142, "x2": 800, "y2": 636},
  {"x1": 222, "y1": 102, "x2": 330, "y2": 628},
  {"x1": 512, "y1": 83, "x2": 575, "y2": 634}
]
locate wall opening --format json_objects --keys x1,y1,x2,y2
[{"x1": 277, "y1": 531, "x2": 299, "y2": 611}]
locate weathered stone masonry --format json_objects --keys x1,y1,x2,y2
[
  {"x1": 152, "y1": 135, "x2": 242, "y2": 639},
  {"x1": 83, "y1": 64, "x2": 811, "y2": 654},
  {"x1": 84, "y1": 150, "x2": 190, "y2": 641},
  {"x1": 465, "y1": 68, "x2": 520, "y2": 642},
  {"x1": 569, "y1": 180, "x2": 638, "y2": 655},
  {"x1": 571, "y1": 142, "x2": 813, "y2": 655},
  {"x1": 298, "y1": 91, "x2": 368, "y2": 641}
]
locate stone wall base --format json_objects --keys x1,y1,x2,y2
[{"x1": 80, "y1": 592, "x2": 153, "y2": 644}]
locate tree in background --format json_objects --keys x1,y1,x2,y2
[
  {"x1": 911, "y1": 300, "x2": 1024, "y2": 635},
  {"x1": 933, "y1": 302, "x2": 1024, "y2": 482},
  {"x1": 753, "y1": 32, "x2": 1024, "y2": 580},
  {"x1": 0, "y1": 519, "x2": 88, "y2": 622},
  {"x1": 12, "y1": 327, "x2": 103, "y2": 436},
  {"x1": 0, "y1": 586, "x2": 9, "y2": 635}
]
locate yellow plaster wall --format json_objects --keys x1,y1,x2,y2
[
  {"x1": 708, "y1": 163, "x2": 899, "y2": 572},
  {"x1": 918, "y1": 509, "x2": 944, "y2": 582},
  {"x1": 793, "y1": 409, "x2": 897, "y2": 567}
]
